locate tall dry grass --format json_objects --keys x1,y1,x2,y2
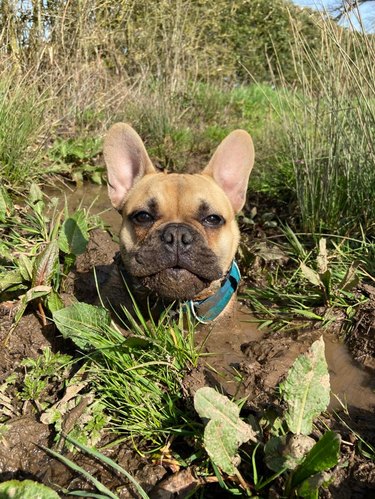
[{"x1": 273, "y1": 10, "x2": 375, "y2": 235}]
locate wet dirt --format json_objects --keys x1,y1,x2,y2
[{"x1": 1, "y1": 184, "x2": 375, "y2": 497}]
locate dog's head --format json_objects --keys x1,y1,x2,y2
[{"x1": 104, "y1": 123, "x2": 254, "y2": 301}]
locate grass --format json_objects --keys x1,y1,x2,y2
[
  {"x1": 52, "y1": 300, "x2": 200, "y2": 446},
  {"x1": 266, "y1": 11, "x2": 375, "y2": 236},
  {"x1": 242, "y1": 226, "x2": 372, "y2": 333},
  {"x1": 0, "y1": 73, "x2": 48, "y2": 187},
  {"x1": 89, "y1": 307, "x2": 200, "y2": 443}
]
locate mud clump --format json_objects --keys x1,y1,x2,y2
[{"x1": 347, "y1": 284, "x2": 375, "y2": 370}]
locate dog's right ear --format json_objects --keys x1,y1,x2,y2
[{"x1": 103, "y1": 123, "x2": 156, "y2": 209}]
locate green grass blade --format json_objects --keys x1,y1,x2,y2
[
  {"x1": 67, "y1": 492, "x2": 111, "y2": 498},
  {"x1": 41, "y1": 445, "x2": 118, "y2": 499},
  {"x1": 65, "y1": 435, "x2": 150, "y2": 499}
]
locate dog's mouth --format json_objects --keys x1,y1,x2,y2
[{"x1": 139, "y1": 265, "x2": 215, "y2": 300}]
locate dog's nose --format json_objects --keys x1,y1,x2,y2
[{"x1": 161, "y1": 224, "x2": 193, "y2": 251}]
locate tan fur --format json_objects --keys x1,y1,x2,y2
[{"x1": 119, "y1": 172, "x2": 239, "y2": 275}]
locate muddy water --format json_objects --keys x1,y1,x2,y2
[
  {"x1": 46, "y1": 182, "x2": 122, "y2": 232},
  {"x1": 56, "y1": 183, "x2": 375, "y2": 413},
  {"x1": 325, "y1": 335, "x2": 375, "y2": 411},
  {"x1": 196, "y1": 306, "x2": 375, "y2": 412}
]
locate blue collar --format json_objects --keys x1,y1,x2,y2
[{"x1": 184, "y1": 260, "x2": 241, "y2": 323}]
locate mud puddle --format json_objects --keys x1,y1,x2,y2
[
  {"x1": 46, "y1": 182, "x2": 122, "y2": 233},
  {"x1": 195, "y1": 306, "x2": 375, "y2": 413}
]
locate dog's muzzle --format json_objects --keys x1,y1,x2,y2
[{"x1": 124, "y1": 222, "x2": 223, "y2": 300}]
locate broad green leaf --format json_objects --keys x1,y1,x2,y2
[
  {"x1": 32, "y1": 241, "x2": 60, "y2": 287},
  {"x1": 194, "y1": 387, "x2": 257, "y2": 445},
  {"x1": 0, "y1": 479, "x2": 59, "y2": 498},
  {"x1": 297, "y1": 471, "x2": 332, "y2": 498},
  {"x1": 24, "y1": 285, "x2": 52, "y2": 303},
  {"x1": 204, "y1": 419, "x2": 238, "y2": 475},
  {"x1": 300, "y1": 262, "x2": 322, "y2": 288},
  {"x1": 0, "y1": 269, "x2": 24, "y2": 294},
  {"x1": 46, "y1": 290, "x2": 65, "y2": 312},
  {"x1": 58, "y1": 210, "x2": 89, "y2": 256},
  {"x1": 279, "y1": 337, "x2": 330, "y2": 435},
  {"x1": 53, "y1": 302, "x2": 111, "y2": 351},
  {"x1": 18, "y1": 254, "x2": 33, "y2": 281},
  {"x1": 292, "y1": 431, "x2": 340, "y2": 488}
]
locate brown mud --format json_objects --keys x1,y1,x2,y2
[{"x1": 0, "y1": 185, "x2": 375, "y2": 497}]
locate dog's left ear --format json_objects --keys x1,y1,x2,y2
[{"x1": 203, "y1": 130, "x2": 254, "y2": 213}]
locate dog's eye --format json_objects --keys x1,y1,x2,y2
[
  {"x1": 131, "y1": 211, "x2": 154, "y2": 225},
  {"x1": 202, "y1": 214, "x2": 224, "y2": 227}
]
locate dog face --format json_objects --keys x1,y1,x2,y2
[{"x1": 104, "y1": 124, "x2": 254, "y2": 301}]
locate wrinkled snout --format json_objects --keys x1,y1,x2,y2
[{"x1": 160, "y1": 223, "x2": 194, "y2": 254}]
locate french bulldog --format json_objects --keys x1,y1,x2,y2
[{"x1": 103, "y1": 123, "x2": 254, "y2": 322}]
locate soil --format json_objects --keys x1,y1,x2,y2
[{"x1": 0, "y1": 185, "x2": 374, "y2": 498}]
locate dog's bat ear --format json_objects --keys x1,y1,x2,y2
[
  {"x1": 203, "y1": 130, "x2": 254, "y2": 213},
  {"x1": 103, "y1": 123, "x2": 156, "y2": 209}
]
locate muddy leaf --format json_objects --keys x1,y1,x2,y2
[
  {"x1": 0, "y1": 269, "x2": 24, "y2": 294},
  {"x1": 316, "y1": 238, "x2": 328, "y2": 274},
  {"x1": 252, "y1": 241, "x2": 288, "y2": 263},
  {"x1": 279, "y1": 337, "x2": 330, "y2": 435},
  {"x1": 28, "y1": 183, "x2": 44, "y2": 204},
  {"x1": 339, "y1": 260, "x2": 360, "y2": 292},
  {"x1": 151, "y1": 468, "x2": 199, "y2": 498},
  {"x1": 194, "y1": 387, "x2": 257, "y2": 444},
  {"x1": 297, "y1": 471, "x2": 332, "y2": 498},
  {"x1": 291, "y1": 431, "x2": 340, "y2": 488},
  {"x1": 319, "y1": 269, "x2": 331, "y2": 299},
  {"x1": 53, "y1": 302, "x2": 111, "y2": 351},
  {"x1": 0, "y1": 479, "x2": 59, "y2": 498},
  {"x1": 58, "y1": 210, "x2": 89, "y2": 256},
  {"x1": 265, "y1": 434, "x2": 315, "y2": 472},
  {"x1": 194, "y1": 387, "x2": 257, "y2": 475},
  {"x1": 300, "y1": 262, "x2": 322, "y2": 288},
  {"x1": 0, "y1": 243, "x2": 13, "y2": 263},
  {"x1": 204, "y1": 419, "x2": 238, "y2": 475},
  {"x1": 28, "y1": 183, "x2": 45, "y2": 215},
  {"x1": 32, "y1": 241, "x2": 60, "y2": 287}
]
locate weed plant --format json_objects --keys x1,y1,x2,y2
[
  {"x1": 53, "y1": 301, "x2": 200, "y2": 446},
  {"x1": 244, "y1": 226, "x2": 372, "y2": 332}
]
